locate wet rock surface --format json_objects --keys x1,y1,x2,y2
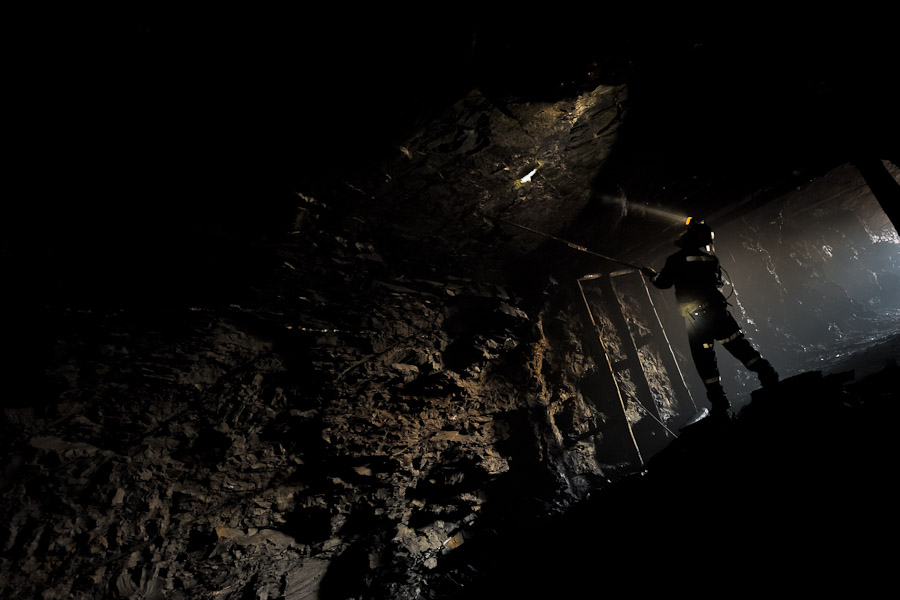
[
  {"x1": 1, "y1": 193, "x2": 634, "y2": 599},
  {"x1": 4, "y1": 185, "x2": 897, "y2": 598},
  {"x1": 653, "y1": 163, "x2": 900, "y2": 407},
  {"x1": 712, "y1": 164, "x2": 900, "y2": 371},
  {"x1": 3, "y1": 13, "x2": 899, "y2": 600}
]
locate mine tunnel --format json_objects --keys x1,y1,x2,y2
[{"x1": 2, "y1": 10, "x2": 899, "y2": 599}]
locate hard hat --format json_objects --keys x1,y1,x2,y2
[{"x1": 675, "y1": 220, "x2": 714, "y2": 248}]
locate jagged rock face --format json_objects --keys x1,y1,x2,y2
[
  {"x1": 704, "y1": 163, "x2": 900, "y2": 385},
  {"x1": 10, "y1": 155, "x2": 892, "y2": 598},
  {"x1": 348, "y1": 82, "x2": 628, "y2": 280},
  {"x1": 1, "y1": 191, "x2": 631, "y2": 598},
  {"x1": 3, "y1": 17, "x2": 899, "y2": 600}
]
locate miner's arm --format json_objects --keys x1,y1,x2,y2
[{"x1": 642, "y1": 255, "x2": 676, "y2": 289}]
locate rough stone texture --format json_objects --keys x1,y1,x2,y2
[
  {"x1": 5, "y1": 158, "x2": 895, "y2": 597},
  {"x1": 3, "y1": 15, "x2": 899, "y2": 600},
  {"x1": 0, "y1": 189, "x2": 634, "y2": 599},
  {"x1": 348, "y1": 82, "x2": 628, "y2": 282}
]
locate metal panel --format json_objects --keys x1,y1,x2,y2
[{"x1": 576, "y1": 270, "x2": 696, "y2": 463}]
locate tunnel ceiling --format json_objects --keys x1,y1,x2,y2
[
  {"x1": 8, "y1": 11, "x2": 899, "y2": 296},
  {"x1": 4, "y1": 12, "x2": 900, "y2": 600},
  {"x1": 278, "y1": 15, "x2": 899, "y2": 281}
]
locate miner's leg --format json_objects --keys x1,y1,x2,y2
[
  {"x1": 716, "y1": 320, "x2": 779, "y2": 389},
  {"x1": 688, "y1": 323, "x2": 730, "y2": 418}
]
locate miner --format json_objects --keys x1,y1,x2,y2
[{"x1": 641, "y1": 220, "x2": 778, "y2": 419}]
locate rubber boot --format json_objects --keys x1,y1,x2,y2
[
  {"x1": 751, "y1": 359, "x2": 779, "y2": 389},
  {"x1": 705, "y1": 381, "x2": 731, "y2": 421}
]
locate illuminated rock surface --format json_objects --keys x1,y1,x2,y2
[{"x1": 2, "y1": 12, "x2": 898, "y2": 600}]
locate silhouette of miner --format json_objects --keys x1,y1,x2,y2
[{"x1": 642, "y1": 221, "x2": 778, "y2": 418}]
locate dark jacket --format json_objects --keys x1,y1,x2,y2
[{"x1": 650, "y1": 247, "x2": 726, "y2": 316}]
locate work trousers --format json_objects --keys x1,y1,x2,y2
[{"x1": 686, "y1": 305, "x2": 765, "y2": 389}]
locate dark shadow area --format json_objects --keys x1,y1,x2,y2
[
  {"x1": 426, "y1": 364, "x2": 899, "y2": 597},
  {"x1": 4, "y1": 10, "x2": 900, "y2": 600},
  {"x1": 317, "y1": 537, "x2": 372, "y2": 600},
  {"x1": 278, "y1": 505, "x2": 333, "y2": 546},
  {"x1": 317, "y1": 406, "x2": 570, "y2": 600}
]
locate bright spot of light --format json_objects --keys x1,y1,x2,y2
[
  {"x1": 630, "y1": 204, "x2": 692, "y2": 224},
  {"x1": 519, "y1": 168, "x2": 538, "y2": 184}
]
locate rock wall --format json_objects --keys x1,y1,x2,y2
[
  {"x1": 629, "y1": 162, "x2": 900, "y2": 408},
  {"x1": 341, "y1": 82, "x2": 628, "y2": 282},
  {"x1": 1, "y1": 189, "x2": 639, "y2": 599},
  {"x1": 4, "y1": 16, "x2": 898, "y2": 600},
  {"x1": 712, "y1": 163, "x2": 900, "y2": 380},
  {"x1": 4, "y1": 58, "x2": 896, "y2": 598}
]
